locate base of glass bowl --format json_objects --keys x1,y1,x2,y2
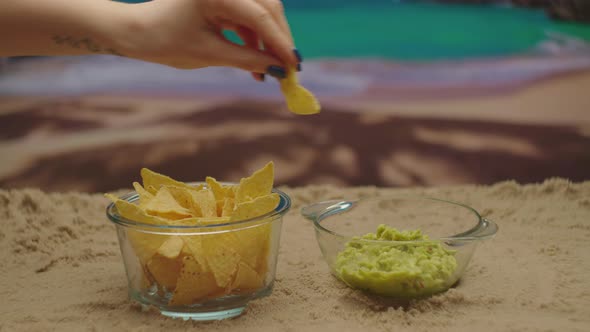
[
  {"x1": 129, "y1": 284, "x2": 274, "y2": 321},
  {"x1": 131, "y1": 293, "x2": 247, "y2": 321},
  {"x1": 159, "y1": 307, "x2": 246, "y2": 321}
]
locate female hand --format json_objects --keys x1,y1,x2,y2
[
  {"x1": 0, "y1": 0, "x2": 302, "y2": 80},
  {"x1": 121, "y1": 0, "x2": 302, "y2": 80}
]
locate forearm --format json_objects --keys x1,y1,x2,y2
[{"x1": 0, "y1": 0, "x2": 136, "y2": 57}]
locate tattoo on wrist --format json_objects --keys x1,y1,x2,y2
[{"x1": 52, "y1": 35, "x2": 123, "y2": 56}]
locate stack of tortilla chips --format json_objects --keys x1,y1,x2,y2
[{"x1": 106, "y1": 162, "x2": 279, "y2": 305}]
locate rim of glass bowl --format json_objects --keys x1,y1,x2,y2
[
  {"x1": 106, "y1": 182, "x2": 291, "y2": 232},
  {"x1": 302, "y1": 195, "x2": 498, "y2": 244}
]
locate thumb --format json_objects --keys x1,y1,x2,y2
[{"x1": 206, "y1": 37, "x2": 286, "y2": 78}]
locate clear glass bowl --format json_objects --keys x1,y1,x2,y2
[
  {"x1": 301, "y1": 196, "x2": 498, "y2": 299},
  {"x1": 106, "y1": 183, "x2": 291, "y2": 321}
]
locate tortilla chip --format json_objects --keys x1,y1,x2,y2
[
  {"x1": 190, "y1": 189, "x2": 217, "y2": 218},
  {"x1": 165, "y1": 185, "x2": 196, "y2": 211},
  {"x1": 133, "y1": 182, "x2": 154, "y2": 208},
  {"x1": 104, "y1": 195, "x2": 171, "y2": 265},
  {"x1": 227, "y1": 185, "x2": 237, "y2": 199},
  {"x1": 205, "y1": 177, "x2": 233, "y2": 216},
  {"x1": 141, "y1": 168, "x2": 201, "y2": 194},
  {"x1": 128, "y1": 231, "x2": 169, "y2": 265},
  {"x1": 181, "y1": 236, "x2": 209, "y2": 272},
  {"x1": 279, "y1": 67, "x2": 321, "y2": 115},
  {"x1": 202, "y1": 233, "x2": 241, "y2": 288},
  {"x1": 231, "y1": 193, "x2": 280, "y2": 222},
  {"x1": 156, "y1": 236, "x2": 184, "y2": 259},
  {"x1": 230, "y1": 262, "x2": 264, "y2": 292},
  {"x1": 147, "y1": 254, "x2": 183, "y2": 291},
  {"x1": 221, "y1": 197, "x2": 236, "y2": 217},
  {"x1": 169, "y1": 255, "x2": 219, "y2": 306},
  {"x1": 206, "y1": 177, "x2": 228, "y2": 201},
  {"x1": 235, "y1": 162, "x2": 274, "y2": 203},
  {"x1": 143, "y1": 187, "x2": 193, "y2": 220},
  {"x1": 233, "y1": 223, "x2": 272, "y2": 269},
  {"x1": 105, "y1": 194, "x2": 168, "y2": 225}
]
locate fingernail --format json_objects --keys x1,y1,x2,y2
[
  {"x1": 266, "y1": 65, "x2": 286, "y2": 79},
  {"x1": 293, "y1": 49, "x2": 303, "y2": 62},
  {"x1": 259, "y1": 73, "x2": 266, "y2": 82},
  {"x1": 296, "y1": 63, "x2": 302, "y2": 72}
]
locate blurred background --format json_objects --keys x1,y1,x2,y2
[{"x1": 0, "y1": 0, "x2": 589, "y2": 192}]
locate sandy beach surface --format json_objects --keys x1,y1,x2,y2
[{"x1": 1, "y1": 179, "x2": 589, "y2": 331}]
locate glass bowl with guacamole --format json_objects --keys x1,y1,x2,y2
[{"x1": 301, "y1": 196, "x2": 498, "y2": 299}]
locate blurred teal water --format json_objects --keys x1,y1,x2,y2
[
  {"x1": 120, "y1": 1, "x2": 590, "y2": 61},
  {"x1": 286, "y1": 3, "x2": 590, "y2": 60}
]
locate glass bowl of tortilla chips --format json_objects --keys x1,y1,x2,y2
[
  {"x1": 106, "y1": 162, "x2": 290, "y2": 320},
  {"x1": 301, "y1": 196, "x2": 498, "y2": 299}
]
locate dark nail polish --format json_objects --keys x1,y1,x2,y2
[
  {"x1": 293, "y1": 49, "x2": 303, "y2": 62},
  {"x1": 266, "y1": 65, "x2": 286, "y2": 79},
  {"x1": 259, "y1": 73, "x2": 266, "y2": 82},
  {"x1": 296, "y1": 63, "x2": 302, "y2": 72}
]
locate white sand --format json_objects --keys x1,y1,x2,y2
[{"x1": 1, "y1": 179, "x2": 589, "y2": 331}]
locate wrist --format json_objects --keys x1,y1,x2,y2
[{"x1": 90, "y1": 2, "x2": 145, "y2": 57}]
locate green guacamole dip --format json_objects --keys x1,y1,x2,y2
[{"x1": 334, "y1": 225, "x2": 457, "y2": 298}]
